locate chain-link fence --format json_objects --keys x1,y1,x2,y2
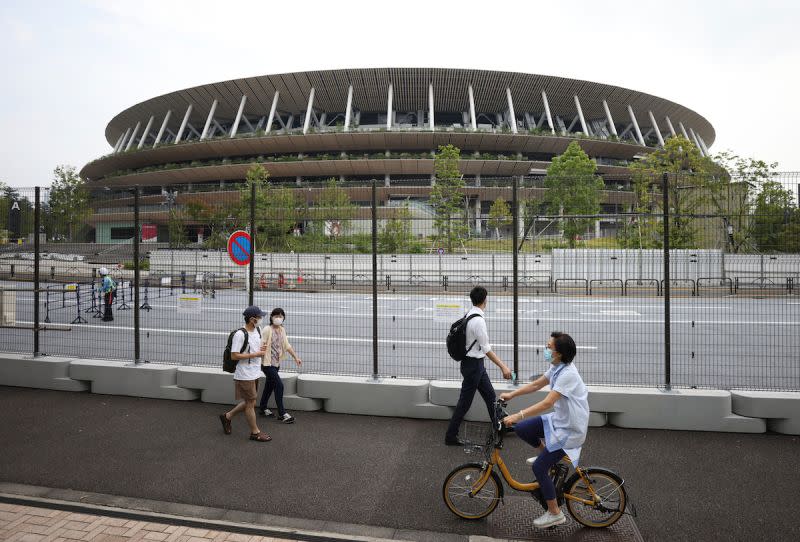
[{"x1": 1, "y1": 173, "x2": 798, "y2": 391}]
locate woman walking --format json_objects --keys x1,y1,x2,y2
[{"x1": 258, "y1": 308, "x2": 303, "y2": 423}]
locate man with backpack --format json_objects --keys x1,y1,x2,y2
[
  {"x1": 445, "y1": 286, "x2": 512, "y2": 446},
  {"x1": 219, "y1": 305, "x2": 272, "y2": 442},
  {"x1": 99, "y1": 267, "x2": 116, "y2": 322}
]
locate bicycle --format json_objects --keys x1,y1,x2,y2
[{"x1": 442, "y1": 399, "x2": 630, "y2": 528}]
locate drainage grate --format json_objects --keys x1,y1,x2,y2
[{"x1": 487, "y1": 496, "x2": 644, "y2": 542}]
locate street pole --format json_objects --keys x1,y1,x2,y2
[
  {"x1": 134, "y1": 187, "x2": 141, "y2": 363},
  {"x1": 662, "y1": 172, "x2": 671, "y2": 390},
  {"x1": 249, "y1": 180, "x2": 255, "y2": 306},
  {"x1": 371, "y1": 179, "x2": 379, "y2": 380},
  {"x1": 34, "y1": 187, "x2": 41, "y2": 357},
  {"x1": 512, "y1": 176, "x2": 519, "y2": 384}
]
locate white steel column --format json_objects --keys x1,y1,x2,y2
[
  {"x1": 428, "y1": 83, "x2": 435, "y2": 131},
  {"x1": 266, "y1": 91, "x2": 279, "y2": 134},
  {"x1": 112, "y1": 131, "x2": 126, "y2": 153},
  {"x1": 153, "y1": 110, "x2": 172, "y2": 147},
  {"x1": 137, "y1": 116, "x2": 154, "y2": 149},
  {"x1": 627, "y1": 106, "x2": 645, "y2": 146},
  {"x1": 574, "y1": 95, "x2": 589, "y2": 135},
  {"x1": 386, "y1": 83, "x2": 393, "y2": 130},
  {"x1": 678, "y1": 121, "x2": 689, "y2": 139},
  {"x1": 689, "y1": 128, "x2": 704, "y2": 156},
  {"x1": 343, "y1": 85, "x2": 353, "y2": 132},
  {"x1": 230, "y1": 95, "x2": 247, "y2": 138},
  {"x1": 506, "y1": 88, "x2": 518, "y2": 134},
  {"x1": 124, "y1": 121, "x2": 141, "y2": 151},
  {"x1": 468, "y1": 84, "x2": 477, "y2": 131},
  {"x1": 541, "y1": 91, "x2": 555, "y2": 134},
  {"x1": 200, "y1": 99, "x2": 218, "y2": 140},
  {"x1": 697, "y1": 134, "x2": 711, "y2": 156},
  {"x1": 647, "y1": 111, "x2": 665, "y2": 146},
  {"x1": 665, "y1": 116, "x2": 677, "y2": 137},
  {"x1": 303, "y1": 87, "x2": 315, "y2": 135},
  {"x1": 602, "y1": 100, "x2": 617, "y2": 136},
  {"x1": 175, "y1": 104, "x2": 193, "y2": 144}
]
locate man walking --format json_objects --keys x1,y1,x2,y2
[
  {"x1": 219, "y1": 305, "x2": 272, "y2": 442},
  {"x1": 445, "y1": 286, "x2": 512, "y2": 446},
  {"x1": 99, "y1": 267, "x2": 115, "y2": 322}
]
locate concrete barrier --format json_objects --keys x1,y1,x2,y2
[
  {"x1": 176, "y1": 367, "x2": 323, "y2": 411},
  {"x1": 731, "y1": 391, "x2": 800, "y2": 435},
  {"x1": 0, "y1": 353, "x2": 88, "y2": 392},
  {"x1": 588, "y1": 386, "x2": 766, "y2": 433},
  {"x1": 69, "y1": 359, "x2": 199, "y2": 401},
  {"x1": 298, "y1": 374, "x2": 452, "y2": 419},
  {"x1": 0, "y1": 352, "x2": 794, "y2": 434}
]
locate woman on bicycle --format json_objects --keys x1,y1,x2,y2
[{"x1": 500, "y1": 331, "x2": 589, "y2": 529}]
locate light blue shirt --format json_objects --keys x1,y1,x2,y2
[{"x1": 542, "y1": 362, "x2": 590, "y2": 465}]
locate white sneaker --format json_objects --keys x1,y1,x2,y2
[
  {"x1": 261, "y1": 408, "x2": 273, "y2": 417},
  {"x1": 279, "y1": 413, "x2": 295, "y2": 424},
  {"x1": 526, "y1": 449, "x2": 546, "y2": 465},
  {"x1": 533, "y1": 510, "x2": 566, "y2": 529}
]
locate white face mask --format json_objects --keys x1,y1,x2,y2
[
  {"x1": 272, "y1": 317, "x2": 284, "y2": 326},
  {"x1": 253, "y1": 318, "x2": 263, "y2": 327}
]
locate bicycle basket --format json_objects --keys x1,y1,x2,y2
[{"x1": 460, "y1": 422, "x2": 494, "y2": 456}]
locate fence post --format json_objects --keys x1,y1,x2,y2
[
  {"x1": 512, "y1": 176, "x2": 519, "y2": 384},
  {"x1": 134, "y1": 187, "x2": 141, "y2": 363},
  {"x1": 662, "y1": 172, "x2": 671, "y2": 390},
  {"x1": 34, "y1": 187, "x2": 41, "y2": 357},
  {"x1": 248, "y1": 180, "x2": 255, "y2": 306},
  {"x1": 371, "y1": 179, "x2": 379, "y2": 380}
]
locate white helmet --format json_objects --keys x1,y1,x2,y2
[{"x1": 99, "y1": 267, "x2": 109, "y2": 276}]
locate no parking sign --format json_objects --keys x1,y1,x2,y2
[{"x1": 227, "y1": 230, "x2": 252, "y2": 266}]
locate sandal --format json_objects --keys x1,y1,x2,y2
[
  {"x1": 219, "y1": 414, "x2": 232, "y2": 435},
  {"x1": 249, "y1": 432, "x2": 272, "y2": 442}
]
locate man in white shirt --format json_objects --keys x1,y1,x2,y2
[
  {"x1": 219, "y1": 306, "x2": 272, "y2": 442},
  {"x1": 445, "y1": 286, "x2": 512, "y2": 446}
]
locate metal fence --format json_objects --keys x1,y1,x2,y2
[{"x1": 1, "y1": 173, "x2": 798, "y2": 391}]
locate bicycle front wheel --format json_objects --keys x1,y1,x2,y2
[
  {"x1": 442, "y1": 463, "x2": 502, "y2": 520},
  {"x1": 565, "y1": 468, "x2": 627, "y2": 528}
]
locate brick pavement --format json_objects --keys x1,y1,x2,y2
[{"x1": 0, "y1": 502, "x2": 294, "y2": 542}]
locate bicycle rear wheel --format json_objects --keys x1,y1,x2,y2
[
  {"x1": 442, "y1": 463, "x2": 502, "y2": 520},
  {"x1": 565, "y1": 468, "x2": 626, "y2": 528}
]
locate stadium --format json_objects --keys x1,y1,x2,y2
[{"x1": 79, "y1": 68, "x2": 715, "y2": 243}]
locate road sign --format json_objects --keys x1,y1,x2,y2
[
  {"x1": 227, "y1": 230, "x2": 252, "y2": 266},
  {"x1": 437, "y1": 248, "x2": 445, "y2": 255}
]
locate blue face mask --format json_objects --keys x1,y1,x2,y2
[{"x1": 543, "y1": 347, "x2": 553, "y2": 363}]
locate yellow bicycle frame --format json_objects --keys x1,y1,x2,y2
[{"x1": 469, "y1": 448, "x2": 599, "y2": 506}]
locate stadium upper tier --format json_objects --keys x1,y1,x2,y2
[{"x1": 81, "y1": 68, "x2": 714, "y2": 185}]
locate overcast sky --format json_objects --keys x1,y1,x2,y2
[{"x1": 1, "y1": 0, "x2": 798, "y2": 187}]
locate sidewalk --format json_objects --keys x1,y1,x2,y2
[{"x1": 1, "y1": 386, "x2": 798, "y2": 541}]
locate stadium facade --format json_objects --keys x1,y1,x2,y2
[{"x1": 80, "y1": 68, "x2": 715, "y2": 243}]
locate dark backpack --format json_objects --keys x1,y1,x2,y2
[
  {"x1": 446, "y1": 313, "x2": 482, "y2": 362},
  {"x1": 223, "y1": 327, "x2": 261, "y2": 373}
]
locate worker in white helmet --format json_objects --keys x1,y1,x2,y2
[{"x1": 98, "y1": 267, "x2": 116, "y2": 321}]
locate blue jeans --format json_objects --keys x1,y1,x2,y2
[
  {"x1": 258, "y1": 365, "x2": 285, "y2": 416},
  {"x1": 445, "y1": 357, "x2": 497, "y2": 440},
  {"x1": 514, "y1": 416, "x2": 566, "y2": 501}
]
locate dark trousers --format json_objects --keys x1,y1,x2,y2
[
  {"x1": 103, "y1": 292, "x2": 114, "y2": 321},
  {"x1": 258, "y1": 365, "x2": 285, "y2": 416},
  {"x1": 515, "y1": 416, "x2": 567, "y2": 501},
  {"x1": 445, "y1": 357, "x2": 497, "y2": 440}
]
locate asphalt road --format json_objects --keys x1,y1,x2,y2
[
  {"x1": 0, "y1": 387, "x2": 798, "y2": 541},
  {"x1": 3, "y1": 280, "x2": 799, "y2": 389}
]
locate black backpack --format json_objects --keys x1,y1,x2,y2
[
  {"x1": 446, "y1": 313, "x2": 482, "y2": 361},
  {"x1": 223, "y1": 327, "x2": 261, "y2": 373}
]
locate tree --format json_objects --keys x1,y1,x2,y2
[
  {"x1": 543, "y1": 141, "x2": 603, "y2": 248},
  {"x1": 48, "y1": 165, "x2": 90, "y2": 242},
  {"x1": 488, "y1": 197, "x2": 512, "y2": 240},
  {"x1": 707, "y1": 151, "x2": 778, "y2": 253},
  {"x1": 184, "y1": 197, "x2": 230, "y2": 249},
  {"x1": 430, "y1": 144, "x2": 468, "y2": 252},
  {"x1": 751, "y1": 181, "x2": 797, "y2": 252},
  {"x1": 316, "y1": 178, "x2": 355, "y2": 238},
  {"x1": 379, "y1": 205, "x2": 414, "y2": 253},
  {"x1": 624, "y1": 135, "x2": 716, "y2": 249},
  {"x1": 239, "y1": 164, "x2": 298, "y2": 251},
  {"x1": 167, "y1": 205, "x2": 189, "y2": 247}
]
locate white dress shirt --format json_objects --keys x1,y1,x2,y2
[{"x1": 464, "y1": 306, "x2": 491, "y2": 358}]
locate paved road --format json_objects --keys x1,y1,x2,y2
[
  {"x1": 0, "y1": 387, "x2": 798, "y2": 541},
  {"x1": 3, "y1": 280, "x2": 799, "y2": 388}
]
